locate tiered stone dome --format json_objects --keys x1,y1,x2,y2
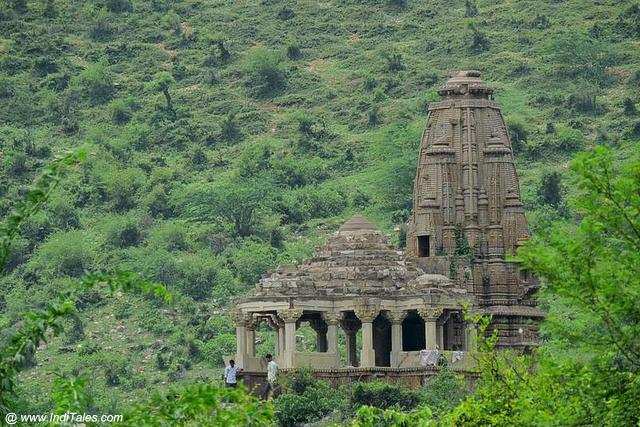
[{"x1": 254, "y1": 215, "x2": 458, "y2": 298}]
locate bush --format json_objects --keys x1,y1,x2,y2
[
  {"x1": 507, "y1": 117, "x2": 529, "y2": 153},
  {"x1": 75, "y1": 63, "x2": 114, "y2": 104},
  {"x1": 243, "y1": 47, "x2": 286, "y2": 97},
  {"x1": 29, "y1": 230, "x2": 97, "y2": 278},
  {"x1": 274, "y1": 375, "x2": 344, "y2": 427},
  {"x1": 351, "y1": 381, "x2": 422, "y2": 411},
  {"x1": 352, "y1": 405, "x2": 434, "y2": 426},
  {"x1": 105, "y1": 0, "x2": 133, "y2": 13},
  {"x1": 537, "y1": 171, "x2": 563, "y2": 208},
  {"x1": 110, "y1": 97, "x2": 137, "y2": 124},
  {"x1": 122, "y1": 384, "x2": 274, "y2": 425},
  {"x1": 229, "y1": 239, "x2": 277, "y2": 285},
  {"x1": 200, "y1": 334, "x2": 236, "y2": 367},
  {"x1": 421, "y1": 368, "x2": 468, "y2": 419},
  {"x1": 555, "y1": 124, "x2": 584, "y2": 150}
]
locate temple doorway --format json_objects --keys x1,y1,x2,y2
[
  {"x1": 402, "y1": 310, "x2": 426, "y2": 351},
  {"x1": 373, "y1": 313, "x2": 391, "y2": 367}
]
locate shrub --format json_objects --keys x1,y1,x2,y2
[
  {"x1": 421, "y1": 368, "x2": 468, "y2": 419},
  {"x1": 110, "y1": 97, "x2": 136, "y2": 124},
  {"x1": 352, "y1": 405, "x2": 434, "y2": 426},
  {"x1": 200, "y1": 334, "x2": 236, "y2": 367},
  {"x1": 103, "y1": 215, "x2": 142, "y2": 248},
  {"x1": 555, "y1": 124, "x2": 585, "y2": 150},
  {"x1": 566, "y1": 93, "x2": 601, "y2": 115},
  {"x1": 537, "y1": 171, "x2": 563, "y2": 208},
  {"x1": 507, "y1": 117, "x2": 529, "y2": 153},
  {"x1": 243, "y1": 47, "x2": 286, "y2": 97},
  {"x1": 122, "y1": 383, "x2": 274, "y2": 425},
  {"x1": 105, "y1": 0, "x2": 133, "y2": 13},
  {"x1": 29, "y1": 230, "x2": 97, "y2": 278},
  {"x1": 623, "y1": 97, "x2": 637, "y2": 116},
  {"x1": 229, "y1": 239, "x2": 277, "y2": 285},
  {"x1": 75, "y1": 63, "x2": 114, "y2": 104},
  {"x1": 350, "y1": 380, "x2": 422, "y2": 411},
  {"x1": 274, "y1": 376, "x2": 344, "y2": 427},
  {"x1": 286, "y1": 42, "x2": 302, "y2": 60},
  {"x1": 468, "y1": 22, "x2": 490, "y2": 53},
  {"x1": 465, "y1": 0, "x2": 478, "y2": 17}
]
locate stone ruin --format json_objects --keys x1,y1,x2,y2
[{"x1": 230, "y1": 71, "x2": 543, "y2": 385}]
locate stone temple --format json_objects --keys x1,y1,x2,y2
[{"x1": 231, "y1": 71, "x2": 543, "y2": 386}]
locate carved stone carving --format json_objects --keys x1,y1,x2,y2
[
  {"x1": 278, "y1": 308, "x2": 303, "y2": 323},
  {"x1": 354, "y1": 305, "x2": 380, "y2": 323},
  {"x1": 232, "y1": 310, "x2": 254, "y2": 328},
  {"x1": 323, "y1": 311, "x2": 342, "y2": 325},
  {"x1": 418, "y1": 307, "x2": 443, "y2": 321},
  {"x1": 385, "y1": 310, "x2": 407, "y2": 324}
]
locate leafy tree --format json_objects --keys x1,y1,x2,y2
[
  {"x1": 151, "y1": 71, "x2": 176, "y2": 117},
  {"x1": 174, "y1": 175, "x2": 277, "y2": 237},
  {"x1": 119, "y1": 384, "x2": 273, "y2": 426},
  {"x1": 537, "y1": 171, "x2": 563, "y2": 208},
  {"x1": 448, "y1": 147, "x2": 640, "y2": 425}
]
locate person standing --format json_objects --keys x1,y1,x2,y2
[
  {"x1": 224, "y1": 359, "x2": 239, "y2": 387},
  {"x1": 261, "y1": 354, "x2": 278, "y2": 400}
]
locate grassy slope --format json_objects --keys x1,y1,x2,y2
[{"x1": 1, "y1": 0, "x2": 639, "y2": 412}]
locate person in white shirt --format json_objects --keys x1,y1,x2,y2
[
  {"x1": 223, "y1": 359, "x2": 239, "y2": 388},
  {"x1": 261, "y1": 354, "x2": 278, "y2": 400}
]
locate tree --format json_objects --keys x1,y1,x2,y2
[
  {"x1": 173, "y1": 174, "x2": 277, "y2": 237},
  {"x1": 448, "y1": 147, "x2": 640, "y2": 425},
  {"x1": 151, "y1": 71, "x2": 176, "y2": 116}
]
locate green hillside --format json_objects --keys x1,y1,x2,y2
[{"x1": 1, "y1": 0, "x2": 639, "y2": 415}]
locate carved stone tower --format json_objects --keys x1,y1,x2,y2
[{"x1": 406, "y1": 71, "x2": 542, "y2": 349}]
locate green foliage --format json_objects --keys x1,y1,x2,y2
[
  {"x1": 420, "y1": 368, "x2": 468, "y2": 419},
  {"x1": 275, "y1": 370, "x2": 345, "y2": 426},
  {"x1": 120, "y1": 383, "x2": 274, "y2": 426},
  {"x1": 243, "y1": 47, "x2": 286, "y2": 98},
  {"x1": 51, "y1": 373, "x2": 92, "y2": 414},
  {"x1": 352, "y1": 405, "x2": 434, "y2": 427},
  {"x1": 73, "y1": 63, "x2": 114, "y2": 104},
  {"x1": 351, "y1": 380, "x2": 422, "y2": 412}
]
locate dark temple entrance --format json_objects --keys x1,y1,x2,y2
[{"x1": 373, "y1": 313, "x2": 391, "y2": 367}]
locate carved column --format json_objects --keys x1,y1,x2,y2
[
  {"x1": 355, "y1": 306, "x2": 379, "y2": 368},
  {"x1": 246, "y1": 317, "x2": 256, "y2": 357},
  {"x1": 341, "y1": 317, "x2": 360, "y2": 367},
  {"x1": 323, "y1": 311, "x2": 341, "y2": 355},
  {"x1": 465, "y1": 322, "x2": 478, "y2": 351},
  {"x1": 233, "y1": 310, "x2": 250, "y2": 369},
  {"x1": 310, "y1": 319, "x2": 328, "y2": 352},
  {"x1": 278, "y1": 308, "x2": 302, "y2": 369},
  {"x1": 278, "y1": 324, "x2": 285, "y2": 356},
  {"x1": 387, "y1": 310, "x2": 407, "y2": 367},
  {"x1": 418, "y1": 307, "x2": 443, "y2": 350}
]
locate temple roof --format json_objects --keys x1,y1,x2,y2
[{"x1": 244, "y1": 215, "x2": 464, "y2": 300}]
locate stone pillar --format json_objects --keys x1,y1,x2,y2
[
  {"x1": 274, "y1": 325, "x2": 280, "y2": 357},
  {"x1": 341, "y1": 317, "x2": 360, "y2": 367},
  {"x1": 387, "y1": 310, "x2": 406, "y2": 367},
  {"x1": 323, "y1": 311, "x2": 341, "y2": 355},
  {"x1": 355, "y1": 306, "x2": 379, "y2": 368},
  {"x1": 465, "y1": 322, "x2": 478, "y2": 351},
  {"x1": 418, "y1": 307, "x2": 443, "y2": 350},
  {"x1": 278, "y1": 324, "x2": 285, "y2": 356},
  {"x1": 246, "y1": 323, "x2": 256, "y2": 357},
  {"x1": 278, "y1": 308, "x2": 302, "y2": 369},
  {"x1": 310, "y1": 319, "x2": 328, "y2": 352},
  {"x1": 233, "y1": 311, "x2": 250, "y2": 369}
]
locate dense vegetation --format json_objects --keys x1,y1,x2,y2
[{"x1": 1, "y1": 0, "x2": 639, "y2": 424}]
